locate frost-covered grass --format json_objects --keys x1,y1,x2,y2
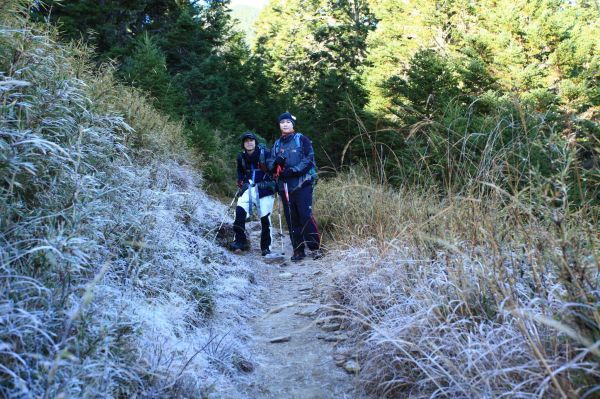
[
  {"x1": 1, "y1": 3, "x2": 258, "y2": 397},
  {"x1": 315, "y1": 167, "x2": 599, "y2": 396}
]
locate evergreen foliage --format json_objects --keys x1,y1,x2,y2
[
  {"x1": 120, "y1": 33, "x2": 186, "y2": 117},
  {"x1": 34, "y1": 0, "x2": 278, "y2": 195},
  {"x1": 35, "y1": 0, "x2": 598, "y2": 201},
  {"x1": 253, "y1": 0, "x2": 377, "y2": 170},
  {"x1": 36, "y1": 0, "x2": 182, "y2": 59}
]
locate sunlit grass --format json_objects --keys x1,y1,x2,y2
[{"x1": 314, "y1": 105, "x2": 599, "y2": 397}]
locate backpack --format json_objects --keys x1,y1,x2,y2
[{"x1": 273, "y1": 133, "x2": 318, "y2": 185}]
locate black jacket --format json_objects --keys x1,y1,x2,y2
[{"x1": 236, "y1": 147, "x2": 275, "y2": 198}]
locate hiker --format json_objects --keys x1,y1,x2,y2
[
  {"x1": 230, "y1": 131, "x2": 276, "y2": 256},
  {"x1": 268, "y1": 112, "x2": 322, "y2": 261}
]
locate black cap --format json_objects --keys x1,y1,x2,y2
[
  {"x1": 240, "y1": 131, "x2": 257, "y2": 148},
  {"x1": 277, "y1": 112, "x2": 296, "y2": 127}
]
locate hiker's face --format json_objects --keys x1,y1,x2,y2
[
  {"x1": 279, "y1": 119, "x2": 295, "y2": 134},
  {"x1": 243, "y1": 138, "x2": 256, "y2": 152}
]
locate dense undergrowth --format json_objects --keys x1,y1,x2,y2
[
  {"x1": 314, "y1": 108, "x2": 599, "y2": 397},
  {"x1": 1, "y1": 2, "x2": 258, "y2": 397}
]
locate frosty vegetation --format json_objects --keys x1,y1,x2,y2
[
  {"x1": 315, "y1": 165, "x2": 599, "y2": 397},
  {"x1": 1, "y1": 3, "x2": 259, "y2": 397}
]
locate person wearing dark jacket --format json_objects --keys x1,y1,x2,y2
[
  {"x1": 230, "y1": 132, "x2": 276, "y2": 256},
  {"x1": 267, "y1": 112, "x2": 322, "y2": 262}
]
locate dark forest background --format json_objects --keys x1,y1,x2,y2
[{"x1": 34, "y1": 0, "x2": 599, "y2": 204}]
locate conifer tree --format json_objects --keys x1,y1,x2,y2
[
  {"x1": 38, "y1": 0, "x2": 182, "y2": 59},
  {"x1": 120, "y1": 33, "x2": 186, "y2": 118},
  {"x1": 254, "y1": 0, "x2": 376, "y2": 167}
]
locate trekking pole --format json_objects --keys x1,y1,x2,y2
[
  {"x1": 212, "y1": 189, "x2": 239, "y2": 244},
  {"x1": 283, "y1": 181, "x2": 296, "y2": 251},
  {"x1": 275, "y1": 192, "x2": 285, "y2": 256},
  {"x1": 249, "y1": 166, "x2": 256, "y2": 219},
  {"x1": 274, "y1": 165, "x2": 288, "y2": 255},
  {"x1": 248, "y1": 179, "x2": 253, "y2": 220}
]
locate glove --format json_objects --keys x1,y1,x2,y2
[
  {"x1": 239, "y1": 182, "x2": 250, "y2": 194},
  {"x1": 280, "y1": 168, "x2": 295, "y2": 178},
  {"x1": 257, "y1": 180, "x2": 276, "y2": 191},
  {"x1": 272, "y1": 155, "x2": 286, "y2": 167},
  {"x1": 237, "y1": 180, "x2": 244, "y2": 189}
]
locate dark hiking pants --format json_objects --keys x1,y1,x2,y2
[
  {"x1": 279, "y1": 184, "x2": 320, "y2": 253},
  {"x1": 233, "y1": 206, "x2": 272, "y2": 251}
]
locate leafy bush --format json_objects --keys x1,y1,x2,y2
[{"x1": 185, "y1": 120, "x2": 239, "y2": 197}]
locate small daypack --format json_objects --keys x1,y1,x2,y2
[{"x1": 273, "y1": 133, "x2": 318, "y2": 185}]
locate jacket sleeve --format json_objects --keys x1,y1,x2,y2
[
  {"x1": 266, "y1": 144, "x2": 277, "y2": 172},
  {"x1": 236, "y1": 154, "x2": 245, "y2": 182},
  {"x1": 263, "y1": 149, "x2": 273, "y2": 176},
  {"x1": 289, "y1": 135, "x2": 314, "y2": 176}
]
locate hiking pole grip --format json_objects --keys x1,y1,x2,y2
[{"x1": 274, "y1": 164, "x2": 282, "y2": 180}]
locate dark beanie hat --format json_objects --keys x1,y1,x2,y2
[
  {"x1": 240, "y1": 131, "x2": 257, "y2": 148},
  {"x1": 277, "y1": 112, "x2": 296, "y2": 127}
]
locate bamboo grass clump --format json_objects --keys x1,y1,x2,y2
[
  {"x1": 315, "y1": 111, "x2": 599, "y2": 397},
  {"x1": 1, "y1": 3, "x2": 240, "y2": 398}
]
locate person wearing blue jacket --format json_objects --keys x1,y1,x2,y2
[
  {"x1": 268, "y1": 112, "x2": 322, "y2": 261},
  {"x1": 230, "y1": 132, "x2": 276, "y2": 256}
]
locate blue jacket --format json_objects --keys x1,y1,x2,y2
[
  {"x1": 267, "y1": 133, "x2": 316, "y2": 192},
  {"x1": 237, "y1": 147, "x2": 275, "y2": 198}
]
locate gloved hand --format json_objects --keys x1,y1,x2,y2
[
  {"x1": 257, "y1": 180, "x2": 276, "y2": 191},
  {"x1": 272, "y1": 154, "x2": 286, "y2": 167},
  {"x1": 239, "y1": 182, "x2": 250, "y2": 194},
  {"x1": 280, "y1": 167, "x2": 295, "y2": 178}
]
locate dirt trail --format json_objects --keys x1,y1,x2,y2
[{"x1": 235, "y1": 222, "x2": 359, "y2": 399}]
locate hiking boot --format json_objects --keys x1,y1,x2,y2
[
  {"x1": 229, "y1": 241, "x2": 246, "y2": 253},
  {"x1": 311, "y1": 250, "x2": 323, "y2": 260},
  {"x1": 291, "y1": 250, "x2": 306, "y2": 262},
  {"x1": 261, "y1": 249, "x2": 271, "y2": 257}
]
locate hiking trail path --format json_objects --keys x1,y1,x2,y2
[{"x1": 234, "y1": 222, "x2": 361, "y2": 399}]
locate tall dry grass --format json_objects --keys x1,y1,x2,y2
[
  {"x1": 314, "y1": 111, "x2": 599, "y2": 397},
  {"x1": 1, "y1": 2, "x2": 256, "y2": 397}
]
